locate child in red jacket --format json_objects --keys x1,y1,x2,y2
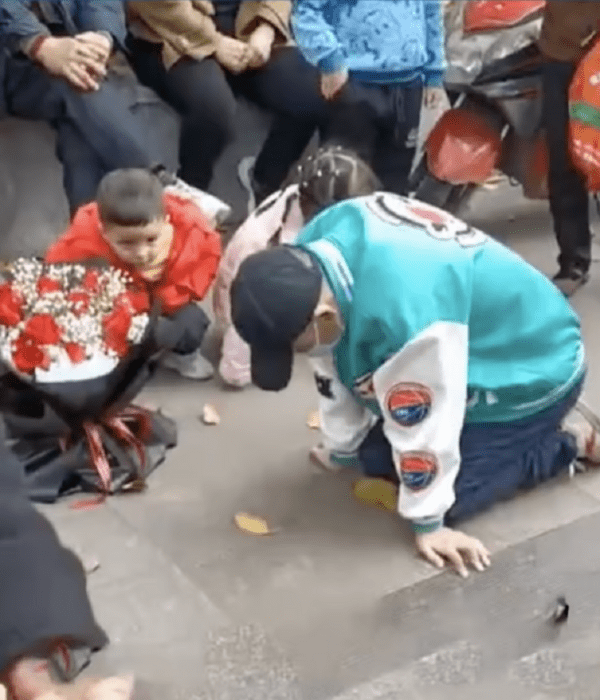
[{"x1": 46, "y1": 168, "x2": 222, "y2": 379}]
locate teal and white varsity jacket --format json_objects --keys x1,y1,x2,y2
[{"x1": 294, "y1": 194, "x2": 585, "y2": 533}]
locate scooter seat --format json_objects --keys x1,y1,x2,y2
[{"x1": 474, "y1": 42, "x2": 543, "y2": 85}]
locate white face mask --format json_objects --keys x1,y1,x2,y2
[{"x1": 307, "y1": 318, "x2": 341, "y2": 357}]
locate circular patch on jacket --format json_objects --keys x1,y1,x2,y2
[
  {"x1": 386, "y1": 383, "x2": 432, "y2": 426},
  {"x1": 399, "y1": 452, "x2": 438, "y2": 492}
]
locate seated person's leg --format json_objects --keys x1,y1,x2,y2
[
  {"x1": 55, "y1": 121, "x2": 105, "y2": 215},
  {"x1": 5, "y1": 58, "x2": 150, "y2": 212},
  {"x1": 372, "y1": 80, "x2": 423, "y2": 196},
  {"x1": 236, "y1": 46, "x2": 330, "y2": 200},
  {"x1": 128, "y1": 40, "x2": 237, "y2": 191},
  {"x1": 60, "y1": 72, "x2": 153, "y2": 173},
  {"x1": 319, "y1": 81, "x2": 383, "y2": 180}
]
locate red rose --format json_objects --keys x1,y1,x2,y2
[
  {"x1": 120, "y1": 288, "x2": 151, "y2": 315},
  {"x1": 23, "y1": 314, "x2": 62, "y2": 345},
  {"x1": 12, "y1": 336, "x2": 50, "y2": 375},
  {"x1": 83, "y1": 269, "x2": 100, "y2": 292},
  {"x1": 0, "y1": 284, "x2": 23, "y2": 326},
  {"x1": 37, "y1": 277, "x2": 61, "y2": 295},
  {"x1": 67, "y1": 291, "x2": 90, "y2": 317},
  {"x1": 64, "y1": 342, "x2": 86, "y2": 364},
  {"x1": 104, "y1": 333, "x2": 130, "y2": 357},
  {"x1": 102, "y1": 305, "x2": 132, "y2": 357}
]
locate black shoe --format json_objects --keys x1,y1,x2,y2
[{"x1": 552, "y1": 266, "x2": 590, "y2": 297}]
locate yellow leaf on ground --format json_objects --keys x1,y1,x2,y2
[
  {"x1": 234, "y1": 512, "x2": 273, "y2": 535},
  {"x1": 202, "y1": 404, "x2": 221, "y2": 425},
  {"x1": 307, "y1": 410, "x2": 320, "y2": 430},
  {"x1": 352, "y1": 478, "x2": 398, "y2": 512}
]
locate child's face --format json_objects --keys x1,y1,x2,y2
[{"x1": 101, "y1": 218, "x2": 174, "y2": 277}]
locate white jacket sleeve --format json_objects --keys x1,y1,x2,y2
[
  {"x1": 372, "y1": 321, "x2": 469, "y2": 533},
  {"x1": 308, "y1": 354, "x2": 376, "y2": 467}
]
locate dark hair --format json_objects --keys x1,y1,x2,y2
[
  {"x1": 296, "y1": 145, "x2": 381, "y2": 219},
  {"x1": 97, "y1": 168, "x2": 165, "y2": 227},
  {"x1": 257, "y1": 146, "x2": 381, "y2": 246}
]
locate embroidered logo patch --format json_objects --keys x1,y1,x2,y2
[
  {"x1": 399, "y1": 452, "x2": 438, "y2": 492},
  {"x1": 386, "y1": 383, "x2": 432, "y2": 426}
]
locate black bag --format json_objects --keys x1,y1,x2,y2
[{"x1": 1, "y1": 302, "x2": 177, "y2": 503}]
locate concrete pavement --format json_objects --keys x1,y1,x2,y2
[{"x1": 5, "y1": 120, "x2": 600, "y2": 699}]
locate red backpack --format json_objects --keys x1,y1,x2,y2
[{"x1": 569, "y1": 38, "x2": 600, "y2": 192}]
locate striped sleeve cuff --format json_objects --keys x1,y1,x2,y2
[
  {"x1": 411, "y1": 518, "x2": 444, "y2": 535},
  {"x1": 330, "y1": 450, "x2": 361, "y2": 469}
]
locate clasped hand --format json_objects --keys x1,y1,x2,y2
[
  {"x1": 215, "y1": 23, "x2": 275, "y2": 74},
  {"x1": 36, "y1": 32, "x2": 112, "y2": 91}
]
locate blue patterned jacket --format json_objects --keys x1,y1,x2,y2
[{"x1": 292, "y1": 0, "x2": 446, "y2": 86}]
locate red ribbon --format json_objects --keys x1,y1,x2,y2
[{"x1": 65, "y1": 405, "x2": 154, "y2": 509}]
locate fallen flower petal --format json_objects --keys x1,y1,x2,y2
[
  {"x1": 352, "y1": 478, "x2": 398, "y2": 512},
  {"x1": 307, "y1": 410, "x2": 320, "y2": 430},
  {"x1": 234, "y1": 512, "x2": 274, "y2": 536},
  {"x1": 202, "y1": 404, "x2": 221, "y2": 425}
]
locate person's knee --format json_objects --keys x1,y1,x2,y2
[{"x1": 185, "y1": 93, "x2": 237, "y2": 146}]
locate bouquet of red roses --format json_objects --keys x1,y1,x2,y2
[{"x1": 0, "y1": 259, "x2": 177, "y2": 503}]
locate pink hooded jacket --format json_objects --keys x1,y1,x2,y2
[{"x1": 213, "y1": 185, "x2": 304, "y2": 387}]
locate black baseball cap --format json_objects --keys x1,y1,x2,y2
[{"x1": 231, "y1": 246, "x2": 323, "y2": 391}]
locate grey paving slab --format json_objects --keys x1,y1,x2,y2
[{"x1": 318, "y1": 511, "x2": 600, "y2": 700}]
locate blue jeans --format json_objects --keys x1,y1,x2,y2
[{"x1": 358, "y1": 380, "x2": 583, "y2": 525}]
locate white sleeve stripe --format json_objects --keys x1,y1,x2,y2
[{"x1": 373, "y1": 321, "x2": 469, "y2": 524}]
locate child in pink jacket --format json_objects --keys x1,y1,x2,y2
[{"x1": 213, "y1": 146, "x2": 381, "y2": 387}]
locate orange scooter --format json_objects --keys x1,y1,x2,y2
[{"x1": 411, "y1": 1, "x2": 549, "y2": 213}]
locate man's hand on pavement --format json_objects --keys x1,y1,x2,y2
[
  {"x1": 246, "y1": 23, "x2": 275, "y2": 69},
  {"x1": 309, "y1": 445, "x2": 337, "y2": 471},
  {"x1": 36, "y1": 36, "x2": 107, "y2": 91},
  {"x1": 320, "y1": 68, "x2": 349, "y2": 100},
  {"x1": 214, "y1": 35, "x2": 251, "y2": 74},
  {"x1": 415, "y1": 526, "x2": 491, "y2": 578}
]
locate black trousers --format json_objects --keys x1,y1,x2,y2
[
  {"x1": 0, "y1": 422, "x2": 106, "y2": 675},
  {"x1": 127, "y1": 38, "x2": 330, "y2": 194},
  {"x1": 5, "y1": 56, "x2": 162, "y2": 215},
  {"x1": 322, "y1": 77, "x2": 424, "y2": 196},
  {"x1": 542, "y1": 60, "x2": 591, "y2": 273}
]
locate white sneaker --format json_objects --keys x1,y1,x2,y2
[
  {"x1": 563, "y1": 400, "x2": 600, "y2": 465},
  {"x1": 161, "y1": 348, "x2": 214, "y2": 380},
  {"x1": 163, "y1": 178, "x2": 232, "y2": 227}
]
